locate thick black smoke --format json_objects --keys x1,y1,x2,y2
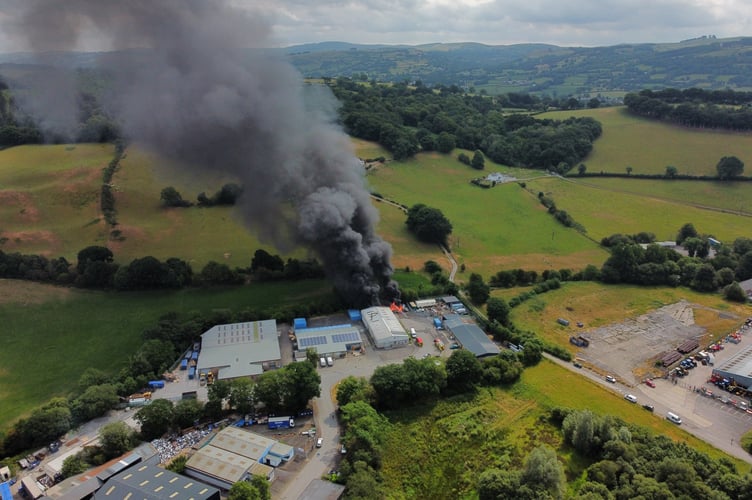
[{"x1": 9, "y1": 0, "x2": 396, "y2": 306}]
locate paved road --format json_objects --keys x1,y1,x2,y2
[{"x1": 544, "y1": 352, "x2": 752, "y2": 465}]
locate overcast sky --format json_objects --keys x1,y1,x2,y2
[{"x1": 0, "y1": 0, "x2": 751, "y2": 52}]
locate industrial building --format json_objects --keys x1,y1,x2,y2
[
  {"x1": 295, "y1": 324, "x2": 363, "y2": 358},
  {"x1": 360, "y1": 307, "x2": 409, "y2": 349},
  {"x1": 197, "y1": 320, "x2": 281, "y2": 380},
  {"x1": 185, "y1": 427, "x2": 292, "y2": 490},
  {"x1": 712, "y1": 344, "x2": 752, "y2": 389},
  {"x1": 94, "y1": 463, "x2": 220, "y2": 500},
  {"x1": 444, "y1": 314, "x2": 500, "y2": 358}
]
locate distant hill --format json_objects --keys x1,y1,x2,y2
[{"x1": 3, "y1": 36, "x2": 752, "y2": 96}]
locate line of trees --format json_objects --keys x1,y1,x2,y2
[
  {"x1": 625, "y1": 87, "x2": 752, "y2": 131},
  {"x1": 331, "y1": 78, "x2": 601, "y2": 168},
  {"x1": 160, "y1": 183, "x2": 243, "y2": 208}
]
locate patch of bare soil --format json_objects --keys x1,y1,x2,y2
[
  {"x1": 0, "y1": 190, "x2": 40, "y2": 223},
  {"x1": 0, "y1": 279, "x2": 72, "y2": 305},
  {"x1": 0, "y1": 230, "x2": 60, "y2": 255}
]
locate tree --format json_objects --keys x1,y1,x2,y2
[
  {"x1": 228, "y1": 378, "x2": 256, "y2": 416},
  {"x1": 691, "y1": 263, "x2": 718, "y2": 292},
  {"x1": 227, "y1": 480, "x2": 261, "y2": 500},
  {"x1": 486, "y1": 297, "x2": 511, "y2": 327},
  {"x1": 436, "y1": 131, "x2": 456, "y2": 153},
  {"x1": 446, "y1": 349, "x2": 483, "y2": 392},
  {"x1": 70, "y1": 384, "x2": 119, "y2": 423},
  {"x1": 423, "y1": 260, "x2": 442, "y2": 274},
  {"x1": 172, "y1": 399, "x2": 204, "y2": 429},
  {"x1": 471, "y1": 150, "x2": 485, "y2": 170},
  {"x1": 76, "y1": 245, "x2": 113, "y2": 274},
  {"x1": 665, "y1": 165, "x2": 678, "y2": 178},
  {"x1": 282, "y1": 361, "x2": 321, "y2": 411},
  {"x1": 626, "y1": 166, "x2": 633, "y2": 175},
  {"x1": 716, "y1": 155, "x2": 745, "y2": 180},
  {"x1": 136, "y1": 399, "x2": 174, "y2": 440},
  {"x1": 724, "y1": 282, "x2": 748, "y2": 303},
  {"x1": 249, "y1": 475, "x2": 270, "y2": 500},
  {"x1": 466, "y1": 273, "x2": 490, "y2": 305},
  {"x1": 160, "y1": 186, "x2": 192, "y2": 207},
  {"x1": 305, "y1": 347, "x2": 319, "y2": 368},
  {"x1": 578, "y1": 163, "x2": 587, "y2": 175},
  {"x1": 250, "y1": 249, "x2": 284, "y2": 273},
  {"x1": 99, "y1": 422, "x2": 136, "y2": 459},
  {"x1": 676, "y1": 222, "x2": 698, "y2": 245},
  {"x1": 405, "y1": 204, "x2": 453, "y2": 245},
  {"x1": 587, "y1": 97, "x2": 601, "y2": 108},
  {"x1": 520, "y1": 445, "x2": 566, "y2": 498},
  {"x1": 336, "y1": 376, "x2": 370, "y2": 407},
  {"x1": 478, "y1": 469, "x2": 523, "y2": 500},
  {"x1": 61, "y1": 454, "x2": 88, "y2": 478}
]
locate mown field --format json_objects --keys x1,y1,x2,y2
[
  {"x1": 379, "y1": 360, "x2": 746, "y2": 498},
  {"x1": 0, "y1": 278, "x2": 333, "y2": 431},
  {"x1": 523, "y1": 176, "x2": 752, "y2": 243},
  {"x1": 495, "y1": 282, "x2": 749, "y2": 354},
  {"x1": 0, "y1": 143, "x2": 113, "y2": 257},
  {"x1": 365, "y1": 151, "x2": 607, "y2": 279},
  {"x1": 540, "y1": 107, "x2": 752, "y2": 176}
]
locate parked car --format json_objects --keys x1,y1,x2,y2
[
  {"x1": 316, "y1": 438, "x2": 323, "y2": 448},
  {"x1": 645, "y1": 379, "x2": 656, "y2": 388},
  {"x1": 624, "y1": 394, "x2": 637, "y2": 403},
  {"x1": 642, "y1": 404, "x2": 654, "y2": 412},
  {"x1": 605, "y1": 375, "x2": 617, "y2": 383},
  {"x1": 573, "y1": 362, "x2": 583, "y2": 368}
]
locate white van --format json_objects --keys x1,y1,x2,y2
[
  {"x1": 666, "y1": 412, "x2": 682, "y2": 424},
  {"x1": 326, "y1": 356, "x2": 333, "y2": 367},
  {"x1": 320, "y1": 357, "x2": 326, "y2": 368},
  {"x1": 410, "y1": 328, "x2": 417, "y2": 338},
  {"x1": 624, "y1": 394, "x2": 637, "y2": 403}
]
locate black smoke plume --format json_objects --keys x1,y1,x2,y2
[{"x1": 8, "y1": 0, "x2": 397, "y2": 307}]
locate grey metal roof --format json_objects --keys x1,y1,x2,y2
[
  {"x1": 296, "y1": 325, "x2": 363, "y2": 355},
  {"x1": 445, "y1": 321, "x2": 500, "y2": 358},
  {"x1": 94, "y1": 464, "x2": 219, "y2": 500},
  {"x1": 361, "y1": 307, "x2": 407, "y2": 342},
  {"x1": 198, "y1": 320, "x2": 280, "y2": 379}
]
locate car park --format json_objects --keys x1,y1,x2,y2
[
  {"x1": 605, "y1": 375, "x2": 616, "y2": 383},
  {"x1": 624, "y1": 394, "x2": 637, "y2": 403}
]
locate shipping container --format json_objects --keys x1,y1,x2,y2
[
  {"x1": 189, "y1": 366, "x2": 196, "y2": 379},
  {"x1": 180, "y1": 359, "x2": 188, "y2": 370},
  {"x1": 148, "y1": 380, "x2": 165, "y2": 389}
]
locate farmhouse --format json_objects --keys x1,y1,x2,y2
[
  {"x1": 712, "y1": 344, "x2": 752, "y2": 390},
  {"x1": 360, "y1": 306, "x2": 409, "y2": 349},
  {"x1": 94, "y1": 463, "x2": 220, "y2": 500},
  {"x1": 444, "y1": 314, "x2": 500, "y2": 358},
  {"x1": 185, "y1": 427, "x2": 292, "y2": 490},
  {"x1": 295, "y1": 324, "x2": 363, "y2": 358},
  {"x1": 197, "y1": 320, "x2": 280, "y2": 380}
]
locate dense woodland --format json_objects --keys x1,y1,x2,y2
[
  {"x1": 625, "y1": 88, "x2": 752, "y2": 131},
  {"x1": 331, "y1": 78, "x2": 602, "y2": 169}
]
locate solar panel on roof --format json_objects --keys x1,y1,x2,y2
[
  {"x1": 298, "y1": 336, "x2": 328, "y2": 347},
  {"x1": 332, "y1": 332, "x2": 360, "y2": 343}
]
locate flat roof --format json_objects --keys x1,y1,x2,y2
[
  {"x1": 198, "y1": 320, "x2": 280, "y2": 379},
  {"x1": 95, "y1": 463, "x2": 219, "y2": 500},
  {"x1": 361, "y1": 307, "x2": 407, "y2": 341},
  {"x1": 0, "y1": 482, "x2": 12, "y2": 500},
  {"x1": 716, "y1": 344, "x2": 752, "y2": 383},
  {"x1": 295, "y1": 324, "x2": 363, "y2": 354},
  {"x1": 186, "y1": 427, "x2": 289, "y2": 486},
  {"x1": 444, "y1": 316, "x2": 500, "y2": 358}
]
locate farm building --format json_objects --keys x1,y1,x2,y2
[
  {"x1": 444, "y1": 314, "x2": 500, "y2": 358},
  {"x1": 361, "y1": 306, "x2": 409, "y2": 349},
  {"x1": 295, "y1": 324, "x2": 363, "y2": 358},
  {"x1": 712, "y1": 344, "x2": 752, "y2": 390},
  {"x1": 197, "y1": 320, "x2": 281, "y2": 380},
  {"x1": 185, "y1": 427, "x2": 291, "y2": 490},
  {"x1": 94, "y1": 463, "x2": 220, "y2": 500}
]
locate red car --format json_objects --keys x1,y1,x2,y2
[{"x1": 645, "y1": 379, "x2": 656, "y2": 388}]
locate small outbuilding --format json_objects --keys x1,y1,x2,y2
[{"x1": 361, "y1": 307, "x2": 409, "y2": 349}]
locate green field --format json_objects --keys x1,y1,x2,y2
[
  {"x1": 523, "y1": 176, "x2": 752, "y2": 243},
  {"x1": 0, "y1": 143, "x2": 113, "y2": 257},
  {"x1": 540, "y1": 107, "x2": 752, "y2": 176},
  {"x1": 379, "y1": 360, "x2": 746, "y2": 498},
  {"x1": 498, "y1": 281, "x2": 748, "y2": 353},
  {"x1": 366, "y1": 151, "x2": 607, "y2": 278},
  {"x1": 0, "y1": 278, "x2": 333, "y2": 430}
]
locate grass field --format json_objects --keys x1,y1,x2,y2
[
  {"x1": 0, "y1": 143, "x2": 114, "y2": 257},
  {"x1": 523, "y1": 176, "x2": 752, "y2": 243},
  {"x1": 499, "y1": 282, "x2": 749, "y2": 352},
  {"x1": 366, "y1": 151, "x2": 608, "y2": 279},
  {"x1": 379, "y1": 360, "x2": 745, "y2": 498},
  {"x1": 540, "y1": 107, "x2": 752, "y2": 176},
  {"x1": 0, "y1": 278, "x2": 333, "y2": 430}
]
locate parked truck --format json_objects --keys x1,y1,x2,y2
[
  {"x1": 268, "y1": 416, "x2": 295, "y2": 429},
  {"x1": 188, "y1": 366, "x2": 196, "y2": 380}
]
